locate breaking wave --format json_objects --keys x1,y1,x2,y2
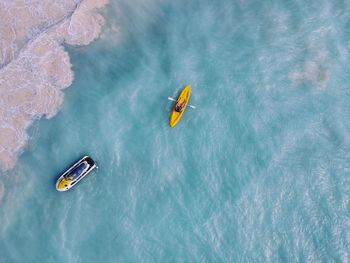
[{"x1": 0, "y1": 0, "x2": 108, "y2": 170}]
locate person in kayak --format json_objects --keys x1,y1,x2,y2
[{"x1": 175, "y1": 100, "x2": 186, "y2": 112}]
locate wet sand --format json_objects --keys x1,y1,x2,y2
[{"x1": 0, "y1": 0, "x2": 108, "y2": 171}]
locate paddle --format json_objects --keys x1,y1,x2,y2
[{"x1": 168, "y1": 97, "x2": 196, "y2": 109}]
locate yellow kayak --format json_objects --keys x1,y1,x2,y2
[{"x1": 169, "y1": 85, "x2": 191, "y2": 127}]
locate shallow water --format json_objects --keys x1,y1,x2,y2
[{"x1": 1, "y1": 0, "x2": 350, "y2": 262}]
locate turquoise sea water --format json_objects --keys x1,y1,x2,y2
[{"x1": 1, "y1": 0, "x2": 350, "y2": 262}]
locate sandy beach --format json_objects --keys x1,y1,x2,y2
[{"x1": 0, "y1": 0, "x2": 108, "y2": 171}]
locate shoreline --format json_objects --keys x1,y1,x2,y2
[{"x1": 0, "y1": 0, "x2": 109, "y2": 171}]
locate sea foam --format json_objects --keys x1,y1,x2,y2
[{"x1": 0, "y1": 0, "x2": 108, "y2": 171}]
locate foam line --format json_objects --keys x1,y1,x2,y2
[{"x1": 0, "y1": 0, "x2": 109, "y2": 171}]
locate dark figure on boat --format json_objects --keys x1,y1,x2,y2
[{"x1": 175, "y1": 100, "x2": 186, "y2": 112}]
